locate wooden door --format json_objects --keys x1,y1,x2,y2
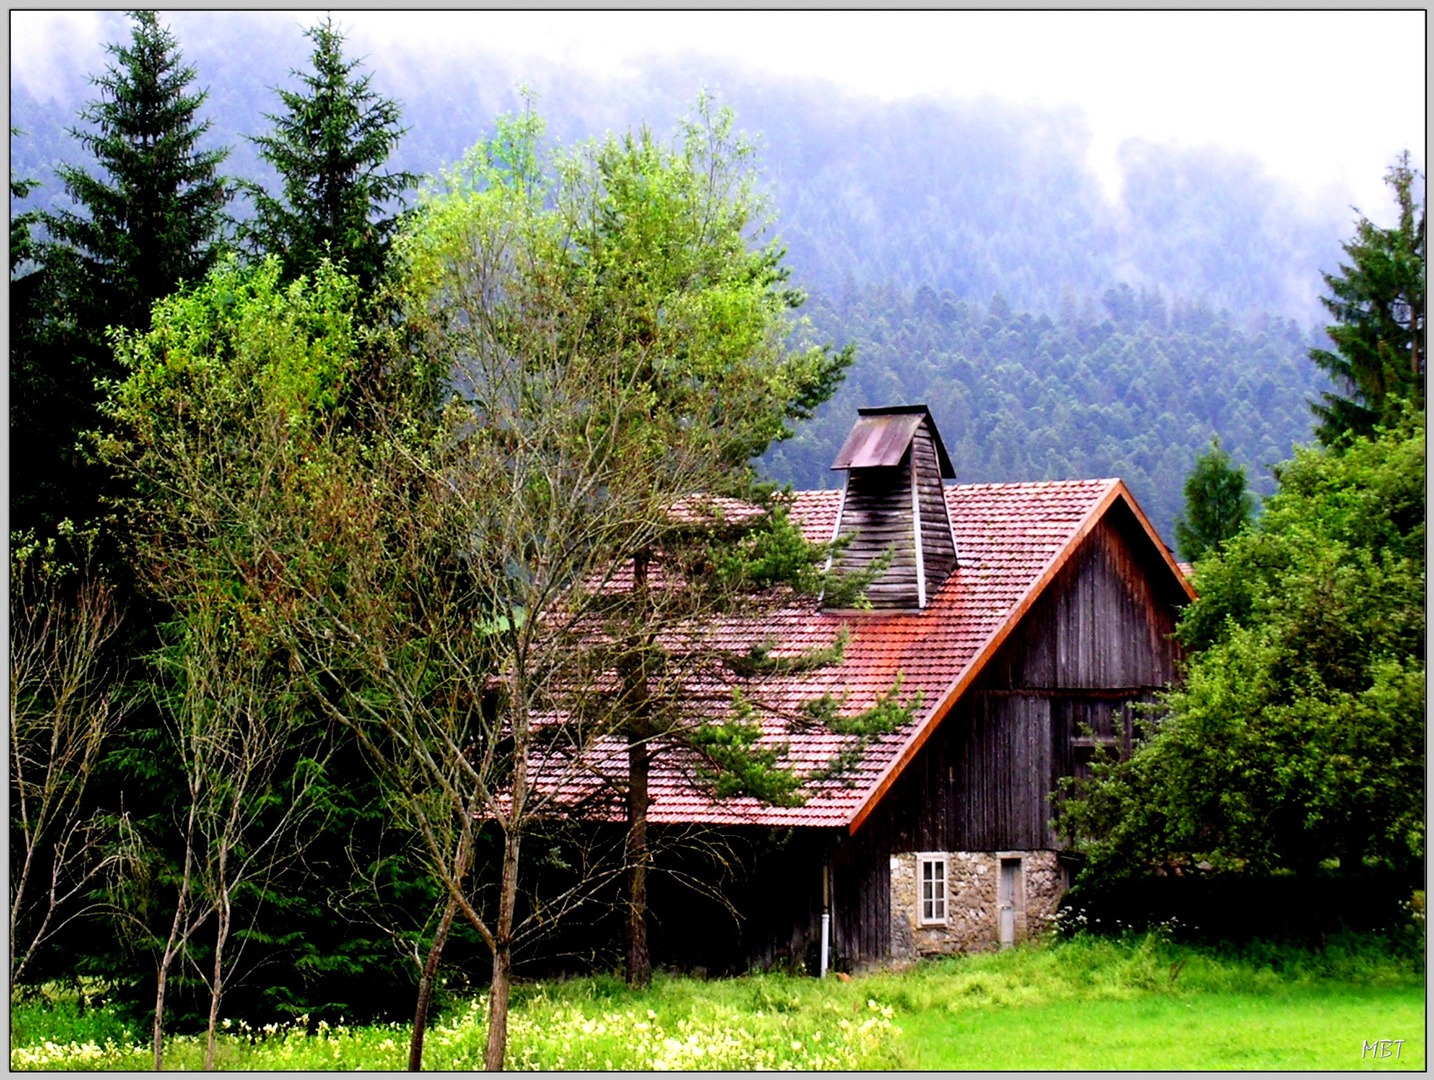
[{"x1": 998, "y1": 858, "x2": 1021, "y2": 948}]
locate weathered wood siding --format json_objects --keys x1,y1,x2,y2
[
  {"x1": 834, "y1": 457, "x2": 920, "y2": 608},
  {"x1": 979, "y1": 500, "x2": 1181, "y2": 690},
  {"x1": 833, "y1": 418, "x2": 956, "y2": 610},
  {"x1": 832, "y1": 808, "x2": 891, "y2": 965},
  {"x1": 644, "y1": 826, "x2": 833, "y2": 974},
  {"x1": 847, "y1": 501, "x2": 1184, "y2": 951},
  {"x1": 912, "y1": 423, "x2": 958, "y2": 585}
]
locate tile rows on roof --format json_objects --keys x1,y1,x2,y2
[{"x1": 529, "y1": 478, "x2": 1122, "y2": 830}]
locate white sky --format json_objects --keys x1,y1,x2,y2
[{"x1": 9, "y1": 9, "x2": 1427, "y2": 217}]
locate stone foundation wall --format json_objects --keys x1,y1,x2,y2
[{"x1": 889, "y1": 849, "x2": 1063, "y2": 960}]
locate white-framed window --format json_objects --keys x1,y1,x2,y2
[{"x1": 918, "y1": 854, "x2": 947, "y2": 925}]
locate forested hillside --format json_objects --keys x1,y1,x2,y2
[
  {"x1": 766, "y1": 283, "x2": 1324, "y2": 538},
  {"x1": 11, "y1": 11, "x2": 1349, "y2": 534},
  {"x1": 13, "y1": 12, "x2": 1349, "y2": 323}
]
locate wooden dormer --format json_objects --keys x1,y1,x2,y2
[{"x1": 827, "y1": 405, "x2": 959, "y2": 610}]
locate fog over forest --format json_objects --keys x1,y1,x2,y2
[{"x1": 12, "y1": 11, "x2": 1407, "y2": 536}]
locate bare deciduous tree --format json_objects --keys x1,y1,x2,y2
[{"x1": 9, "y1": 531, "x2": 134, "y2": 984}]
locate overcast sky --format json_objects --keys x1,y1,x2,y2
[{"x1": 10, "y1": 9, "x2": 1426, "y2": 218}]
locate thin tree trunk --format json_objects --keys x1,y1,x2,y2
[
  {"x1": 484, "y1": 943, "x2": 513, "y2": 1072},
  {"x1": 483, "y1": 825, "x2": 522, "y2": 1071},
  {"x1": 409, "y1": 892, "x2": 460, "y2": 1071},
  {"x1": 625, "y1": 731, "x2": 651, "y2": 987},
  {"x1": 623, "y1": 550, "x2": 653, "y2": 988},
  {"x1": 204, "y1": 899, "x2": 231, "y2": 1070},
  {"x1": 153, "y1": 960, "x2": 171, "y2": 1073},
  {"x1": 154, "y1": 801, "x2": 200, "y2": 1072}
]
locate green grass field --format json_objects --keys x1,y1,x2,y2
[{"x1": 11, "y1": 931, "x2": 1424, "y2": 1070}]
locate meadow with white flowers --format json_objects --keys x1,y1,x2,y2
[{"x1": 11, "y1": 931, "x2": 1424, "y2": 1071}]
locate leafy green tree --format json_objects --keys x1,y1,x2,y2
[
  {"x1": 1310, "y1": 153, "x2": 1426, "y2": 445},
  {"x1": 1172, "y1": 438, "x2": 1255, "y2": 562},
  {"x1": 558, "y1": 98, "x2": 853, "y2": 987},
  {"x1": 98, "y1": 255, "x2": 410, "y2": 1055},
  {"x1": 242, "y1": 17, "x2": 416, "y2": 293},
  {"x1": 1058, "y1": 407, "x2": 1425, "y2": 881},
  {"x1": 18, "y1": 10, "x2": 229, "y2": 536}
]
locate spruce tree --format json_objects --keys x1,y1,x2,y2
[
  {"x1": 243, "y1": 17, "x2": 416, "y2": 292},
  {"x1": 45, "y1": 10, "x2": 229, "y2": 342},
  {"x1": 19, "y1": 12, "x2": 229, "y2": 535},
  {"x1": 1173, "y1": 438, "x2": 1255, "y2": 563},
  {"x1": 1310, "y1": 152, "x2": 1426, "y2": 445}
]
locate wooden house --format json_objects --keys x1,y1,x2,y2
[{"x1": 567, "y1": 405, "x2": 1194, "y2": 972}]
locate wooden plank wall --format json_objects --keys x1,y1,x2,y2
[
  {"x1": 912, "y1": 423, "x2": 958, "y2": 585},
  {"x1": 852, "y1": 502, "x2": 1185, "y2": 929},
  {"x1": 831, "y1": 810, "x2": 891, "y2": 964},
  {"x1": 645, "y1": 826, "x2": 831, "y2": 974},
  {"x1": 833, "y1": 419, "x2": 957, "y2": 610},
  {"x1": 835, "y1": 459, "x2": 919, "y2": 608}
]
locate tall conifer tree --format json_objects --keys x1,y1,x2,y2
[
  {"x1": 20, "y1": 10, "x2": 229, "y2": 535},
  {"x1": 1310, "y1": 152, "x2": 1426, "y2": 445},
  {"x1": 1172, "y1": 438, "x2": 1255, "y2": 563},
  {"x1": 243, "y1": 18, "x2": 416, "y2": 293},
  {"x1": 45, "y1": 10, "x2": 229, "y2": 342}
]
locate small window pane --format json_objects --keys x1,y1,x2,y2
[{"x1": 919, "y1": 858, "x2": 947, "y2": 924}]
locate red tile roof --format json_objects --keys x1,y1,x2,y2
[{"x1": 539, "y1": 478, "x2": 1192, "y2": 834}]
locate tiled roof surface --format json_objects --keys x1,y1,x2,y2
[{"x1": 547, "y1": 478, "x2": 1132, "y2": 831}]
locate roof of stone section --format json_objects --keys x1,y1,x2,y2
[{"x1": 538, "y1": 478, "x2": 1192, "y2": 833}]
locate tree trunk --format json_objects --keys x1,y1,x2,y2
[
  {"x1": 203, "y1": 901, "x2": 231, "y2": 1070},
  {"x1": 154, "y1": 805, "x2": 199, "y2": 1072},
  {"x1": 622, "y1": 550, "x2": 653, "y2": 988},
  {"x1": 152, "y1": 960, "x2": 170, "y2": 1072},
  {"x1": 483, "y1": 824, "x2": 522, "y2": 1071},
  {"x1": 625, "y1": 731, "x2": 651, "y2": 987},
  {"x1": 408, "y1": 892, "x2": 459, "y2": 1071},
  {"x1": 483, "y1": 942, "x2": 513, "y2": 1071}
]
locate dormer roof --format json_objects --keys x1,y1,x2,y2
[{"x1": 831, "y1": 404, "x2": 955, "y2": 478}]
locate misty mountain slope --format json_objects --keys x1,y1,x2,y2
[
  {"x1": 764, "y1": 283, "x2": 1328, "y2": 540},
  {"x1": 10, "y1": 12, "x2": 1338, "y2": 538},
  {"x1": 12, "y1": 13, "x2": 1348, "y2": 323}
]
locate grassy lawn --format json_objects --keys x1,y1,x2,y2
[
  {"x1": 897, "y1": 988, "x2": 1424, "y2": 1070},
  {"x1": 11, "y1": 931, "x2": 1424, "y2": 1070}
]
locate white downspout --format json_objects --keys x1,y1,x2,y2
[{"x1": 820, "y1": 863, "x2": 832, "y2": 977}]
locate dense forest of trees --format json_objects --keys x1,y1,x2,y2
[
  {"x1": 8, "y1": 9, "x2": 1424, "y2": 1071},
  {"x1": 11, "y1": 14, "x2": 1360, "y2": 545},
  {"x1": 12, "y1": 11, "x2": 1353, "y2": 323},
  {"x1": 764, "y1": 283, "x2": 1325, "y2": 539},
  {"x1": 12, "y1": 15, "x2": 1360, "y2": 545}
]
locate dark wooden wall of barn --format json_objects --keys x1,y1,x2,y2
[
  {"x1": 832, "y1": 500, "x2": 1185, "y2": 959},
  {"x1": 639, "y1": 826, "x2": 837, "y2": 975}
]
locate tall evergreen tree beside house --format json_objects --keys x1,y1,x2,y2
[
  {"x1": 242, "y1": 17, "x2": 417, "y2": 294},
  {"x1": 1310, "y1": 152, "x2": 1425, "y2": 446},
  {"x1": 17, "y1": 10, "x2": 230, "y2": 536},
  {"x1": 1172, "y1": 438, "x2": 1255, "y2": 563}
]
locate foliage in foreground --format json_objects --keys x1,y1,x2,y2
[
  {"x1": 11, "y1": 931, "x2": 1422, "y2": 1071},
  {"x1": 1058, "y1": 407, "x2": 1425, "y2": 879}
]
